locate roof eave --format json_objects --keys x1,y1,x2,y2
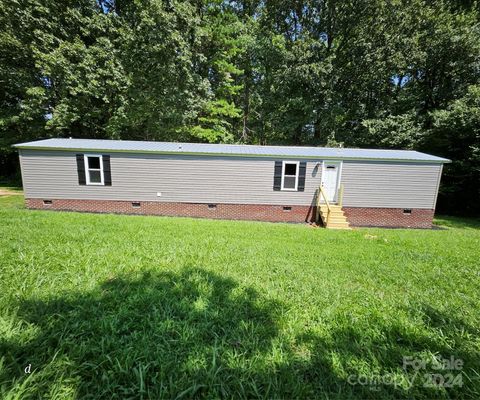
[{"x1": 14, "y1": 144, "x2": 451, "y2": 163}]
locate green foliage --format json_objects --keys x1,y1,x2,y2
[
  {"x1": 111, "y1": 0, "x2": 208, "y2": 141},
  {"x1": 425, "y1": 85, "x2": 480, "y2": 215},
  {"x1": 361, "y1": 113, "x2": 422, "y2": 149},
  {"x1": 39, "y1": 35, "x2": 129, "y2": 137},
  {"x1": 190, "y1": 3, "x2": 244, "y2": 143},
  {"x1": 0, "y1": 0, "x2": 479, "y2": 214}
]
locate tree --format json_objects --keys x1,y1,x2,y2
[
  {"x1": 0, "y1": 0, "x2": 479, "y2": 215},
  {"x1": 190, "y1": 1, "x2": 244, "y2": 143},
  {"x1": 425, "y1": 85, "x2": 480, "y2": 215}
]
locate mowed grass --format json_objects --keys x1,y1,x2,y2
[{"x1": 0, "y1": 195, "x2": 479, "y2": 399}]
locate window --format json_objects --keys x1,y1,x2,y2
[
  {"x1": 84, "y1": 155, "x2": 104, "y2": 185},
  {"x1": 281, "y1": 161, "x2": 299, "y2": 191}
]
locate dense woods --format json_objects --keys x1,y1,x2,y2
[{"x1": 1, "y1": 0, "x2": 479, "y2": 215}]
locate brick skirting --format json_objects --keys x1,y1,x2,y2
[
  {"x1": 25, "y1": 198, "x2": 435, "y2": 227},
  {"x1": 342, "y1": 207, "x2": 435, "y2": 228},
  {"x1": 25, "y1": 198, "x2": 317, "y2": 223}
]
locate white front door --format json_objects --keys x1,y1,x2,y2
[{"x1": 322, "y1": 162, "x2": 341, "y2": 202}]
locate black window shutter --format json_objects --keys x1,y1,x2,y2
[
  {"x1": 76, "y1": 154, "x2": 86, "y2": 185},
  {"x1": 273, "y1": 161, "x2": 282, "y2": 191},
  {"x1": 298, "y1": 161, "x2": 307, "y2": 191},
  {"x1": 103, "y1": 155, "x2": 112, "y2": 186}
]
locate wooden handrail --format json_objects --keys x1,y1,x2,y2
[{"x1": 317, "y1": 185, "x2": 331, "y2": 225}]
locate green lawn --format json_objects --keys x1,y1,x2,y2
[{"x1": 0, "y1": 195, "x2": 479, "y2": 399}]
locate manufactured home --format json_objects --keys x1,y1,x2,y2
[{"x1": 15, "y1": 138, "x2": 450, "y2": 228}]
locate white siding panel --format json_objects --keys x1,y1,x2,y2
[
  {"x1": 341, "y1": 161, "x2": 442, "y2": 209},
  {"x1": 19, "y1": 150, "x2": 322, "y2": 206}
]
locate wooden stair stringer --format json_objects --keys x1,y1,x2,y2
[{"x1": 318, "y1": 204, "x2": 351, "y2": 229}]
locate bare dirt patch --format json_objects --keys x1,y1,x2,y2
[{"x1": 0, "y1": 188, "x2": 23, "y2": 196}]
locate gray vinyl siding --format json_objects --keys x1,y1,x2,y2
[
  {"x1": 19, "y1": 150, "x2": 322, "y2": 206},
  {"x1": 19, "y1": 150, "x2": 444, "y2": 209},
  {"x1": 341, "y1": 161, "x2": 442, "y2": 209}
]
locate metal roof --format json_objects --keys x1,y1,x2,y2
[{"x1": 14, "y1": 138, "x2": 450, "y2": 163}]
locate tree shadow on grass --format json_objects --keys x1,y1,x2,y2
[
  {"x1": 2, "y1": 268, "x2": 286, "y2": 398},
  {"x1": 2, "y1": 270, "x2": 479, "y2": 399},
  {"x1": 434, "y1": 215, "x2": 480, "y2": 229},
  {"x1": 279, "y1": 305, "x2": 480, "y2": 399}
]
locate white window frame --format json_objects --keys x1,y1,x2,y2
[
  {"x1": 84, "y1": 154, "x2": 104, "y2": 186},
  {"x1": 281, "y1": 161, "x2": 300, "y2": 191}
]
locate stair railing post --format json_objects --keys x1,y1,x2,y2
[
  {"x1": 338, "y1": 184, "x2": 344, "y2": 208},
  {"x1": 319, "y1": 185, "x2": 331, "y2": 227}
]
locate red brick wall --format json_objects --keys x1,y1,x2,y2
[
  {"x1": 25, "y1": 198, "x2": 317, "y2": 223},
  {"x1": 342, "y1": 207, "x2": 434, "y2": 228},
  {"x1": 25, "y1": 199, "x2": 435, "y2": 227}
]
